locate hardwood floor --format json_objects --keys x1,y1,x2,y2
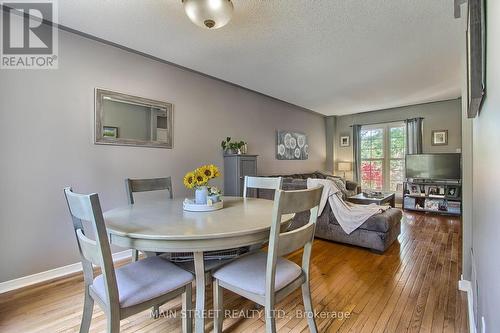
[{"x1": 0, "y1": 211, "x2": 467, "y2": 332}]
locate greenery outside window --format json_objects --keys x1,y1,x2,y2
[{"x1": 360, "y1": 122, "x2": 406, "y2": 191}]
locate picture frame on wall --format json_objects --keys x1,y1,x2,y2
[
  {"x1": 276, "y1": 131, "x2": 308, "y2": 160},
  {"x1": 340, "y1": 136, "x2": 350, "y2": 147},
  {"x1": 103, "y1": 126, "x2": 119, "y2": 139},
  {"x1": 431, "y1": 130, "x2": 448, "y2": 146}
]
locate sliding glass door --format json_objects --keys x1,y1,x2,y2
[{"x1": 360, "y1": 122, "x2": 406, "y2": 192}]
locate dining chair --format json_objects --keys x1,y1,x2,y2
[
  {"x1": 64, "y1": 187, "x2": 194, "y2": 333},
  {"x1": 126, "y1": 177, "x2": 173, "y2": 261},
  {"x1": 126, "y1": 177, "x2": 173, "y2": 204},
  {"x1": 243, "y1": 176, "x2": 283, "y2": 198},
  {"x1": 243, "y1": 176, "x2": 284, "y2": 253},
  {"x1": 211, "y1": 185, "x2": 323, "y2": 333}
]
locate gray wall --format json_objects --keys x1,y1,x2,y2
[
  {"x1": 331, "y1": 99, "x2": 462, "y2": 179},
  {"x1": 469, "y1": 0, "x2": 500, "y2": 331},
  {"x1": 0, "y1": 29, "x2": 326, "y2": 282}
]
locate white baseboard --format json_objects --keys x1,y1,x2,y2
[
  {"x1": 459, "y1": 277, "x2": 476, "y2": 333},
  {"x1": 0, "y1": 249, "x2": 132, "y2": 294}
]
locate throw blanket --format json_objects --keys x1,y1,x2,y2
[{"x1": 307, "y1": 178, "x2": 389, "y2": 235}]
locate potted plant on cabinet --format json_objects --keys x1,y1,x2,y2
[{"x1": 221, "y1": 137, "x2": 247, "y2": 155}]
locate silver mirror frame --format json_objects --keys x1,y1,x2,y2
[{"x1": 94, "y1": 88, "x2": 173, "y2": 149}]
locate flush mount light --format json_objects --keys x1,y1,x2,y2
[{"x1": 182, "y1": 0, "x2": 234, "y2": 29}]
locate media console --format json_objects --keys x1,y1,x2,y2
[{"x1": 403, "y1": 179, "x2": 462, "y2": 216}]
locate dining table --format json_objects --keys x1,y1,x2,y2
[{"x1": 103, "y1": 196, "x2": 294, "y2": 333}]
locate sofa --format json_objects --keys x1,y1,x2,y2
[
  {"x1": 269, "y1": 171, "x2": 361, "y2": 198},
  {"x1": 258, "y1": 172, "x2": 402, "y2": 253}
]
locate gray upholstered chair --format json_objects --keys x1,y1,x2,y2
[
  {"x1": 64, "y1": 187, "x2": 193, "y2": 333},
  {"x1": 212, "y1": 185, "x2": 323, "y2": 333},
  {"x1": 126, "y1": 177, "x2": 173, "y2": 261},
  {"x1": 243, "y1": 176, "x2": 283, "y2": 198}
]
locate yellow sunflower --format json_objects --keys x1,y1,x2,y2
[
  {"x1": 194, "y1": 170, "x2": 209, "y2": 186},
  {"x1": 209, "y1": 164, "x2": 220, "y2": 178},
  {"x1": 197, "y1": 165, "x2": 214, "y2": 179},
  {"x1": 183, "y1": 171, "x2": 197, "y2": 189}
]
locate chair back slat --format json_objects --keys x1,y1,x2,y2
[
  {"x1": 65, "y1": 191, "x2": 95, "y2": 222},
  {"x1": 243, "y1": 176, "x2": 282, "y2": 198},
  {"x1": 76, "y1": 229, "x2": 101, "y2": 265},
  {"x1": 126, "y1": 177, "x2": 173, "y2": 204},
  {"x1": 277, "y1": 187, "x2": 323, "y2": 215},
  {"x1": 276, "y1": 220, "x2": 316, "y2": 257}
]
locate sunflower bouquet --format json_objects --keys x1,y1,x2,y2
[
  {"x1": 183, "y1": 164, "x2": 220, "y2": 189},
  {"x1": 183, "y1": 164, "x2": 221, "y2": 205}
]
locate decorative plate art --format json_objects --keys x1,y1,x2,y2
[{"x1": 276, "y1": 131, "x2": 308, "y2": 160}]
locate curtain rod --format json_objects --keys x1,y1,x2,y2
[{"x1": 349, "y1": 117, "x2": 424, "y2": 127}]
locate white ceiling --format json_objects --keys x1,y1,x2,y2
[{"x1": 57, "y1": 0, "x2": 462, "y2": 116}]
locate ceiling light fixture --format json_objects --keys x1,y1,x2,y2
[{"x1": 182, "y1": 0, "x2": 234, "y2": 29}]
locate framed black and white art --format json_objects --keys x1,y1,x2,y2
[{"x1": 276, "y1": 131, "x2": 308, "y2": 160}]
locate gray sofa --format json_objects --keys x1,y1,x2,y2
[{"x1": 258, "y1": 172, "x2": 402, "y2": 252}]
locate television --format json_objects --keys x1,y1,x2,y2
[{"x1": 405, "y1": 154, "x2": 461, "y2": 180}]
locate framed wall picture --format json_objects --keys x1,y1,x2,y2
[
  {"x1": 431, "y1": 130, "x2": 448, "y2": 146},
  {"x1": 340, "y1": 136, "x2": 350, "y2": 147},
  {"x1": 103, "y1": 126, "x2": 119, "y2": 139},
  {"x1": 276, "y1": 131, "x2": 308, "y2": 160}
]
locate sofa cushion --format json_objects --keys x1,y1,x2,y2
[
  {"x1": 263, "y1": 176, "x2": 355, "y2": 199},
  {"x1": 291, "y1": 206, "x2": 402, "y2": 234},
  {"x1": 257, "y1": 178, "x2": 307, "y2": 200},
  {"x1": 315, "y1": 220, "x2": 401, "y2": 252},
  {"x1": 326, "y1": 176, "x2": 354, "y2": 199},
  {"x1": 345, "y1": 180, "x2": 359, "y2": 192},
  {"x1": 328, "y1": 207, "x2": 402, "y2": 233}
]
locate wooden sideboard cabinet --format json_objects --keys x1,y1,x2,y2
[{"x1": 223, "y1": 154, "x2": 258, "y2": 196}]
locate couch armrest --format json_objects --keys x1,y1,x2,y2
[{"x1": 345, "y1": 180, "x2": 358, "y2": 191}]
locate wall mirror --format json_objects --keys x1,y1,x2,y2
[{"x1": 95, "y1": 89, "x2": 173, "y2": 148}]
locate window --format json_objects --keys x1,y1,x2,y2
[
  {"x1": 360, "y1": 122, "x2": 406, "y2": 191},
  {"x1": 389, "y1": 126, "x2": 406, "y2": 191},
  {"x1": 360, "y1": 128, "x2": 384, "y2": 190}
]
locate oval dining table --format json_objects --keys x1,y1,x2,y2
[{"x1": 103, "y1": 196, "x2": 294, "y2": 333}]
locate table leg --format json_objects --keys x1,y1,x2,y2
[
  {"x1": 193, "y1": 252, "x2": 206, "y2": 333},
  {"x1": 390, "y1": 196, "x2": 396, "y2": 208}
]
